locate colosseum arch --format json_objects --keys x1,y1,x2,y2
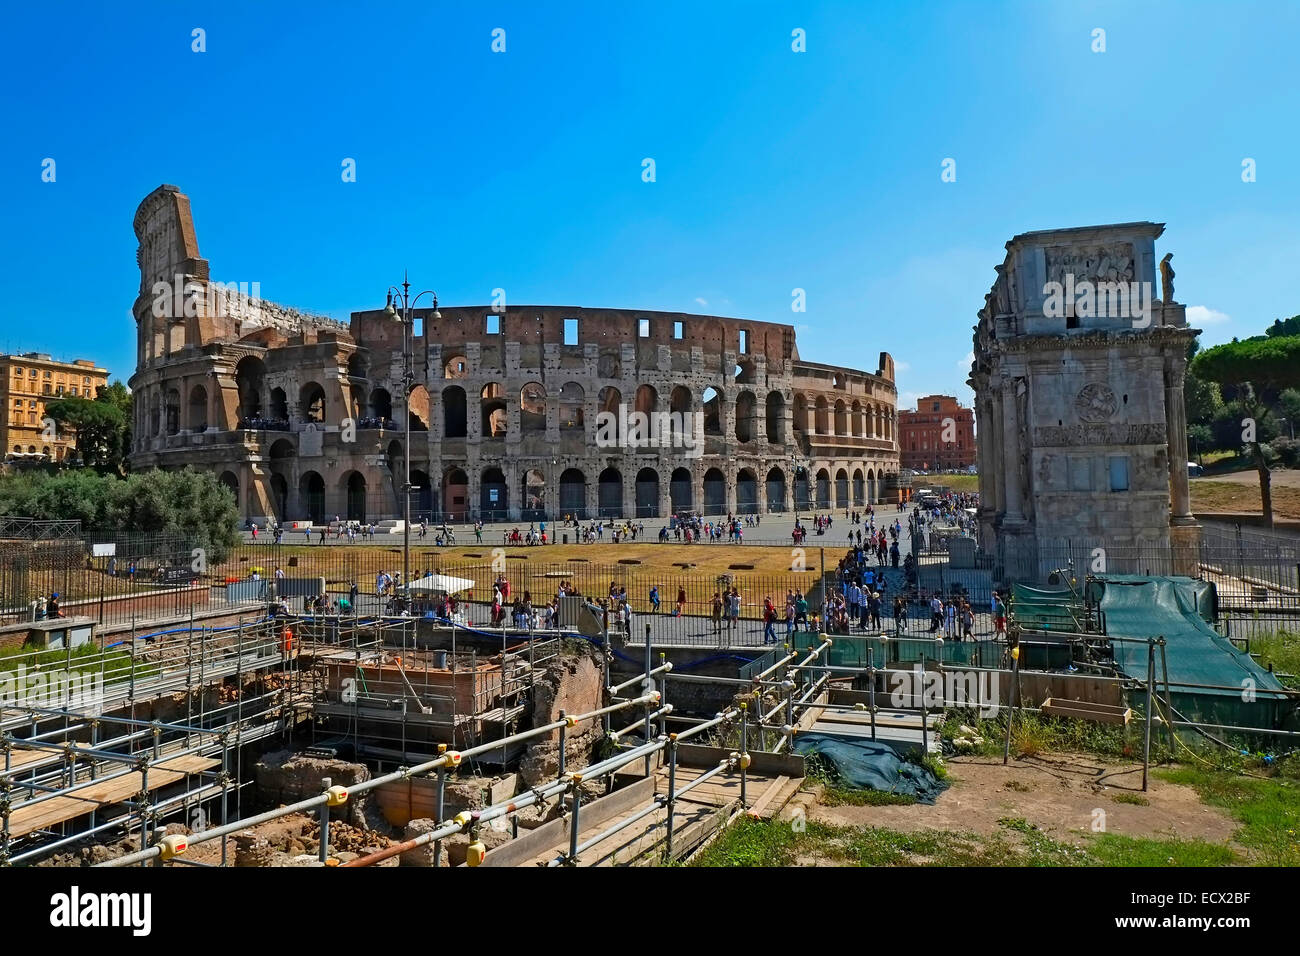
[
  {"x1": 481, "y1": 467, "x2": 508, "y2": 519},
  {"x1": 442, "y1": 386, "x2": 467, "y2": 437},
  {"x1": 669, "y1": 385, "x2": 692, "y2": 416},
  {"x1": 835, "y1": 468, "x2": 849, "y2": 509},
  {"x1": 866, "y1": 468, "x2": 875, "y2": 503},
  {"x1": 442, "y1": 467, "x2": 468, "y2": 520},
  {"x1": 766, "y1": 467, "x2": 786, "y2": 512},
  {"x1": 520, "y1": 383, "x2": 546, "y2": 433},
  {"x1": 598, "y1": 386, "x2": 622, "y2": 418},
  {"x1": 410, "y1": 469, "x2": 433, "y2": 517},
  {"x1": 234, "y1": 356, "x2": 265, "y2": 421},
  {"x1": 369, "y1": 387, "x2": 393, "y2": 423},
  {"x1": 792, "y1": 394, "x2": 808, "y2": 437},
  {"x1": 814, "y1": 397, "x2": 829, "y2": 435},
  {"x1": 635, "y1": 467, "x2": 658, "y2": 517},
  {"x1": 670, "y1": 467, "x2": 692, "y2": 512},
  {"x1": 634, "y1": 384, "x2": 657, "y2": 417},
  {"x1": 834, "y1": 400, "x2": 848, "y2": 436},
  {"x1": 735, "y1": 358, "x2": 756, "y2": 385},
  {"x1": 702, "y1": 387, "x2": 723, "y2": 437},
  {"x1": 702, "y1": 467, "x2": 725, "y2": 514},
  {"x1": 219, "y1": 470, "x2": 239, "y2": 503},
  {"x1": 559, "y1": 383, "x2": 584, "y2": 431},
  {"x1": 815, "y1": 468, "x2": 831, "y2": 509},
  {"x1": 852, "y1": 467, "x2": 865, "y2": 506},
  {"x1": 165, "y1": 388, "x2": 180, "y2": 435},
  {"x1": 299, "y1": 471, "x2": 325, "y2": 522},
  {"x1": 736, "y1": 468, "x2": 758, "y2": 513},
  {"x1": 559, "y1": 468, "x2": 586, "y2": 518},
  {"x1": 598, "y1": 467, "x2": 622, "y2": 517},
  {"x1": 735, "y1": 390, "x2": 758, "y2": 443},
  {"x1": 850, "y1": 401, "x2": 863, "y2": 437},
  {"x1": 765, "y1": 392, "x2": 784, "y2": 444},
  {"x1": 300, "y1": 382, "x2": 326, "y2": 423},
  {"x1": 522, "y1": 469, "x2": 546, "y2": 519},
  {"x1": 443, "y1": 354, "x2": 468, "y2": 379},
  {"x1": 269, "y1": 387, "x2": 288, "y2": 421},
  {"x1": 481, "y1": 384, "x2": 506, "y2": 437},
  {"x1": 347, "y1": 352, "x2": 367, "y2": 379},
  {"x1": 342, "y1": 471, "x2": 367, "y2": 521},
  {"x1": 188, "y1": 383, "x2": 208, "y2": 431}
]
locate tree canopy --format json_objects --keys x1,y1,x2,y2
[
  {"x1": 0, "y1": 468, "x2": 241, "y2": 559},
  {"x1": 42, "y1": 379, "x2": 133, "y2": 474}
]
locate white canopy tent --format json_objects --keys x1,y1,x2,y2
[{"x1": 405, "y1": 573, "x2": 476, "y2": 594}]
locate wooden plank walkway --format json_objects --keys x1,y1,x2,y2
[
  {"x1": 517, "y1": 762, "x2": 801, "y2": 867},
  {"x1": 7, "y1": 754, "x2": 218, "y2": 838},
  {"x1": 805, "y1": 705, "x2": 942, "y2": 752}
]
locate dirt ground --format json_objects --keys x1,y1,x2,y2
[
  {"x1": 1191, "y1": 468, "x2": 1300, "y2": 520},
  {"x1": 802, "y1": 752, "x2": 1240, "y2": 848}
]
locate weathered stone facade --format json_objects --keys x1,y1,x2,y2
[
  {"x1": 128, "y1": 185, "x2": 900, "y2": 523},
  {"x1": 969, "y1": 222, "x2": 1199, "y2": 578}
]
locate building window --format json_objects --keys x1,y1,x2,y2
[
  {"x1": 563, "y1": 318, "x2": 579, "y2": 346},
  {"x1": 486, "y1": 314, "x2": 500, "y2": 335},
  {"x1": 738, "y1": 329, "x2": 748, "y2": 354},
  {"x1": 1108, "y1": 456, "x2": 1130, "y2": 492},
  {"x1": 70, "y1": 387, "x2": 77, "y2": 396},
  {"x1": 673, "y1": 321, "x2": 683, "y2": 339},
  {"x1": 638, "y1": 318, "x2": 650, "y2": 338},
  {"x1": 13, "y1": 367, "x2": 21, "y2": 376},
  {"x1": 44, "y1": 371, "x2": 51, "y2": 379}
]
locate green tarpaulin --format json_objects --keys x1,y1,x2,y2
[
  {"x1": 793, "y1": 734, "x2": 949, "y2": 804},
  {"x1": 1094, "y1": 575, "x2": 1288, "y2": 729}
]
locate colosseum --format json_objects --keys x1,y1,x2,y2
[{"x1": 128, "y1": 185, "x2": 902, "y2": 524}]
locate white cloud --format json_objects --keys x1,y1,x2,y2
[
  {"x1": 1186, "y1": 305, "x2": 1230, "y2": 325},
  {"x1": 693, "y1": 297, "x2": 708, "y2": 307},
  {"x1": 893, "y1": 360, "x2": 911, "y2": 374},
  {"x1": 957, "y1": 350, "x2": 974, "y2": 369}
]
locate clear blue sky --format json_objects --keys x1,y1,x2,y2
[{"x1": 3, "y1": 0, "x2": 1297, "y2": 412}]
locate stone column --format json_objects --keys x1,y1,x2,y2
[
  {"x1": 1165, "y1": 357, "x2": 1193, "y2": 521},
  {"x1": 1000, "y1": 379, "x2": 1024, "y2": 522},
  {"x1": 544, "y1": 465, "x2": 560, "y2": 521},
  {"x1": 622, "y1": 462, "x2": 637, "y2": 520}
]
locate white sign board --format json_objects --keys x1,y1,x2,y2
[{"x1": 91, "y1": 543, "x2": 116, "y2": 558}]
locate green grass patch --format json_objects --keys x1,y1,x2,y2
[
  {"x1": 820, "y1": 785, "x2": 916, "y2": 807},
  {"x1": 691, "y1": 815, "x2": 1237, "y2": 867},
  {"x1": 1157, "y1": 765, "x2": 1300, "y2": 865},
  {"x1": 1247, "y1": 629, "x2": 1300, "y2": 689},
  {"x1": 1111, "y1": 792, "x2": 1150, "y2": 806}
]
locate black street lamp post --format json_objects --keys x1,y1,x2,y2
[{"x1": 383, "y1": 274, "x2": 439, "y2": 595}]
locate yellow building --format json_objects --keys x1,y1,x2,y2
[{"x1": 1, "y1": 353, "x2": 110, "y2": 462}]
